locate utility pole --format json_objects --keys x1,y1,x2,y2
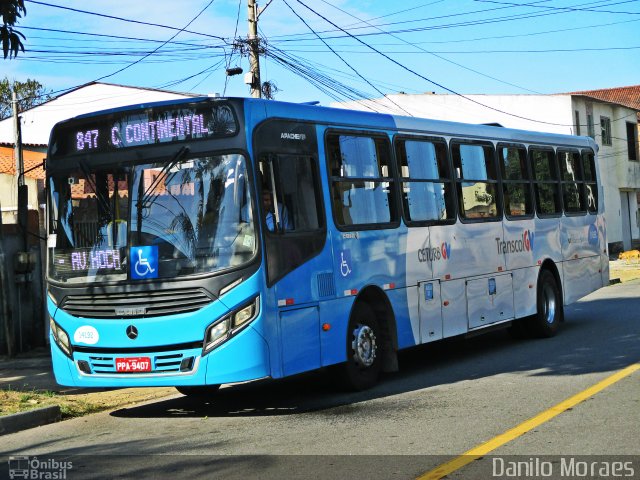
[
  {"x1": 247, "y1": 0, "x2": 261, "y2": 98},
  {"x1": 12, "y1": 86, "x2": 24, "y2": 189},
  {"x1": 0, "y1": 192, "x2": 13, "y2": 357}
]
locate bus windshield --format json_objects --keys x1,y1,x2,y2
[{"x1": 47, "y1": 153, "x2": 256, "y2": 284}]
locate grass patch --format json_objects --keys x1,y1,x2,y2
[
  {"x1": 0, "y1": 388, "x2": 102, "y2": 419},
  {"x1": 0, "y1": 386, "x2": 177, "y2": 420}
]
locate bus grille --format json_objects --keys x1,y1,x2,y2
[
  {"x1": 60, "y1": 288, "x2": 214, "y2": 319},
  {"x1": 87, "y1": 353, "x2": 190, "y2": 374}
]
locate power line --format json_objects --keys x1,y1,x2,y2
[
  {"x1": 25, "y1": 0, "x2": 227, "y2": 40},
  {"x1": 293, "y1": 0, "x2": 604, "y2": 128},
  {"x1": 475, "y1": 0, "x2": 640, "y2": 15},
  {"x1": 279, "y1": 45, "x2": 640, "y2": 54},
  {"x1": 19, "y1": 26, "x2": 226, "y2": 49},
  {"x1": 273, "y1": 0, "x2": 635, "y2": 42},
  {"x1": 281, "y1": 0, "x2": 413, "y2": 116}
]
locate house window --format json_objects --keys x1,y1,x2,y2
[
  {"x1": 600, "y1": 116, "x2": 612, "y2": 146},
  {"x1": 574, "y1": 110, "x2": 581, "y2": 136},
  {"x1": 627, "y1": 122, "x2": 638, "y2": 161},
  {"x1": 587, "y1": 114, "x2": 595, "y2": 139}
]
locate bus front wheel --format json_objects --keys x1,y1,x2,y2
[
  {"x1": 338, "y1": 303, "x2": 382, "y2": 391},
  {"x1": 175, "y1": 384, "x2": 221, "y2": 398},
  {"x1": 528, "y1": 269, "x2": 563, "y2": 338}
]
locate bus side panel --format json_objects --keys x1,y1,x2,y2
[
  {"x1": 512, "y1": 266, "x2": 539, "y2": 319},
  {"x1": 562, "y1": 256, "x2": 602, "y2": 305},
  {"x1": 533, "y1": 217, "x2": 562, "y2": 265},
  {"x1": 441, "y1": 279, "x2": 467, "y2": 338},
  {"x1": 502, "y1": 218, "x2": 535, "y2": 270},
  {"x1": 319, "y1": 297, "x2": 354, "y2": 367},
  {"x1": 279, "y1": 306, "x2": 320, "y2": 376}
]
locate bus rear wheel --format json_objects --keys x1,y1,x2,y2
[
  {"x1": 338, "y1": 303, "x2": 382, "y2": 391},
  {"x1": 175, "y1": 385, "x2": 221, "y2": 398},
  {"x1": 527, "y1": 269, "x2": 563, "y2": 338}
]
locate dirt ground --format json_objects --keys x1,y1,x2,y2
[{"x1": 0, "y1": 387, "x2": 178, "y2": 418}]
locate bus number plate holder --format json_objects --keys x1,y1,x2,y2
[{"x1": 116, "y1": 357, "x2": 152, "y2": 372}]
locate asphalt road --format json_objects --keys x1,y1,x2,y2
[{"x1": 1, "y1": 280, "x2": 639, "y2": 480}]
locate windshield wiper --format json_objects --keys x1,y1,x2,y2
[
  {"x1": 76, "y1": 158, "x2": 112, "y2": 217},
  {"x1": 136, "y1": 146, "x2": 190, "y2": 210}
]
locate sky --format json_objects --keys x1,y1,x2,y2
[{"x1": 3, "y1": 0, "x2": 640, "y2": 106}]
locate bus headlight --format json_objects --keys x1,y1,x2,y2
[
  {"x1": 203, "y1": 296, "x2": 259, "y2": 355},
  {"x1": 50, "y1": 317, "x2": 73, "y2": 358},
  {"x1": 204, "y1": 317, "x2": 230, "y2": 354},
  {"x1": 233, "y1": 297, "x2": 259, "y2": 330}
]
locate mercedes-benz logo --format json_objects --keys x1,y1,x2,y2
[{"x1": 126, "y1": 325, "x2": 138, "y2": 340}]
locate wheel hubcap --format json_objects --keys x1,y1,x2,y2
[
  {"x1": 542, "y1": 284, "x2": 556, "y2": 324},
  {"x1": 351, "y1": 324, "x2": 377, "y2": 367}
]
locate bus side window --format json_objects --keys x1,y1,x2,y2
[
  {"x1": 531, "y1": 148, "x2": 562, "y2": 216},
  {"x1": 395, "y1": 138, "x2": 454, "y2": 223},
  {"x1": 581, "y1": 150, "x2": 598, "y2": 214},
  {"x1": 558, "y1": 150, "x2": 586, "y2": 214},
  {"x1": 326, "y1": 133, "x2": 397, "y2": 228},
  {"x1": 451, "y1": 141, "x2": 499, "y2": 220},
  {"x1": 499, "y1": 145, "x2": 533, "y2": 218}
]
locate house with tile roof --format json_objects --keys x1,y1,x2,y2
[
  {"x1": 0, "y1": 82, "x2": 198, "y2": 224},
  {"x1": 334, "y1": 87, "x2": 640, "y2": 252}
]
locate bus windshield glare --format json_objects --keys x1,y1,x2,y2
[{"x1": 47, "y1": 153, "x2": 256, "y2": 284}]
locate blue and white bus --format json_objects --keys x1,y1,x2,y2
[{"x1": 46, "y1": 97, "x2": 608, "y2": 393}]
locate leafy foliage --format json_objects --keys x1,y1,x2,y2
[
  {"x1": 0, "y1": 77, "x2": 52, "y2": 119},
  {"x1": 1, "y1": 0, "x2": 26, "y2": 59}
]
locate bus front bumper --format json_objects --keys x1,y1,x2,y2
[{"x1": 51, "y1": 324, "x2": 270, "y2": 388}]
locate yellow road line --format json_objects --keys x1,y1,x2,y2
[{"x1": 418, "y1": 363, "x2": 640, "y2": 480}]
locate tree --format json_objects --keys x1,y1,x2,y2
[
  {"x1": 0, "y1": 77, "x2": 52, "y2": 119},
  {"x1": 1, "y1": 0, "x2": 26, "y2": 58}
]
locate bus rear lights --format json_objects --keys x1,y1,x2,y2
[
  {"x1": 203, "y1": 296, "x2": 260, "y2": 355},
  {"x1": 49, "y1": 318, "x2": 73, "y2": 358}
]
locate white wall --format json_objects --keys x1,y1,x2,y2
[
  {"x1": 334, "y1": 94, "x2": 575, "y2": 134},
  {"x1": 572, "y1": 98, "x2": 640, "y2": 247},
  {"x1": 0, "y1": 173, "x2": 39, "y2": 225},
  {"x1": 0, "y1": 83, "x2": 197, "y2": 146}
]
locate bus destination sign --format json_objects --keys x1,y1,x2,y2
[{"x1": 54, "y1": 103, "x2": 238, "y2": 157}]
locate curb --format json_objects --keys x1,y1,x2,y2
[{"x1": 0, "y1": 406, "x2": 61, "y2": 436}]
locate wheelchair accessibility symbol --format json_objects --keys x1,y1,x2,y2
[
  {"x1": 340, "y1": 250, "x2": 352, "y2": 277},
  {"x1": 131, "y1": 245, "x2": 158, "y2": 279}
]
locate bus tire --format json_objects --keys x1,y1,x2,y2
[
  {"x1": 527, "y1": 269, "x2": 563, "y2": 338},
  {"x1": 338, "y1": 302, "x2": 382, "y2": 391},
  {"x1": 175, "y1": 384, "x2": 221, "y2": 398}
]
